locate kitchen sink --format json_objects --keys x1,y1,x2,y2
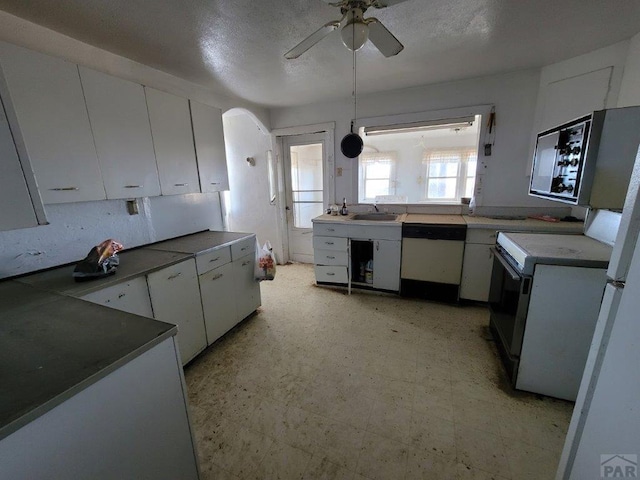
[{"x1": 351, "y1": 213, "x2": 399, "y2": 221}]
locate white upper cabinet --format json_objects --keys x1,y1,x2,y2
[
  {"x1": 79, "y1": 67, "x2": 161, "y2": 199},
  {"x1": 145, "y1": 87, "x2": 200, "y2": 195},
  {"x1": 0, "y1": 42, "x2": 105, "y2": 204},
  {"x1": 190, "y1": 100, "x2": 229, "y2": 192},
  {"x1": 0, "y1": 87, "x2": 45, "y2": 231}
]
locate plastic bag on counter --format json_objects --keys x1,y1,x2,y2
[
  {"x1": 255, "y1": 240, "x2": 276, "y2": 281},
  {"x1": 73, "y1": 239, "x2": 124, "y2": 282}
]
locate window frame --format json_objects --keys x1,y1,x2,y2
[
  {"x1": 358, "y1": 151, "x2": 398, "y2": 203},
  {"x1": 353, "y1": 105, "x2": 491, "y2": 205},
  {"x1": 422, "y1": 148, "x2": 478, "y2": 202}
]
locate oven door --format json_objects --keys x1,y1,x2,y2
[{"x1": 488, "y1": 247, "x2": 532, "y2": 384}]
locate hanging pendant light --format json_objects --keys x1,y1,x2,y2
[{"x1": 340, "y1": 28, "x2": 364, "y2": 159}]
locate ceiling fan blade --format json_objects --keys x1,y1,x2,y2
[
  {"x1": 371, "y1": 0, "x2": 412, "y2": 8},
  {"x1": 284, "y1": 20, "x2": 342, "y2": 59},
  {"x1": 366, "y1": 18, "x2": 404, "y2": 57}
]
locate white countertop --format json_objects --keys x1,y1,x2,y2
[
  {"x1": 312, "y1": 213, "x2": 406, "y2": 226},
  {"x1": 462, "y1": 215, "x2": 584, "y2": 232},
  {"x1": 404, "y1": 214, "x2": 466, "y2": 225},
  {"x1": 312, "y1": 213, "x2": 584, "y2": 233}
]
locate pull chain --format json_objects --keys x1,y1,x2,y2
[{"x1": 352, "y1": 34, "x2": 357, "y2": 128}]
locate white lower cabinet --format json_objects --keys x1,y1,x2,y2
[
  {"x1": 0, "y1": 337, "x2": 199, "y2": 480},
  {"x1": 373, "y1": 240, "x2": 401, "y2": 291},
  {"x1": 197, "y1": 242, "x2": 261, "y2": 346},
  {"x1": 147, "y1": 259, "x2": 207, "y2": 365},
  {"x1": 199, "y1": 262, "x2": 237, "y2": 344},
  {"x1": 234, "y1": 253, "x2": 261, "y2": 322},
  {"x1": 312, "y1": 222, "x2": 402, "y2": 293},
  {"x1": 81, "y1": 277, "x2": 153, "y2": 318},
  {"x1": 460, "y1": 243, "x2": 494, "y2": 302}
]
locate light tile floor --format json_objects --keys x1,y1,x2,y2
[{"x1": 185, "y1": 264, "x2": 573, "y2": 480}]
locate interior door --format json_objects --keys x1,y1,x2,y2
[{"x1": 283, "y1": 134, "x2": 326, "y2": 263}]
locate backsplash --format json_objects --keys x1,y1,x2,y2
[{"x1": 0, "y1": 193, "x2": 223, "y2": 279}]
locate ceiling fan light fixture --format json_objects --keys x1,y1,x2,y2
[{"x1": 341, "y1": 21, "x2": 369, "y2": 51}]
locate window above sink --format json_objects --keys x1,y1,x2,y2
[{"x1": 355, "y1": 107, "x2": 489, "y2": 205}]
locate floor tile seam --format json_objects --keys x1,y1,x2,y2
[
  {"x1": 501, "y1": 434, "x2": 567, "y2": 455},
  {"x1": 294, "y1": 403, "x2": 370, "y2": 442},
  {"x1": 251, "y1": 438, "x2": 315, "y2": 480},
  {"x1": 360, "y1": 418, "x2": 458, "y2": 459},
  {"x1": 353, "y1": 430, "x2": 408, "y2": 480},
  {"x1": 208, "y1": 461, "x2": 241, "y2": 479},
  {"x1": 299, "y1": 452, "x2": 358, "y2": 480},
  {"x1": 496, "y1": 419, "x2": 567, "y2": 447}
]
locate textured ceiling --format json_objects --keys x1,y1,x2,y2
[{"x1": 1, "y1": 0, "x2": 639, "y2": 108}]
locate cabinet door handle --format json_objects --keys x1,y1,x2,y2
[
  {"x1": 49, "y1": 187, "x2": 78, "y2": 191},
  {"x1": 174, "y1": 183, "x2": 189, "y2": 187},
  {"x1": 118, "y1": 293, "x2": 126, "y2": 298},
  {"x1": 327, "y1": 272, "x2": 335, "y2": 276},
  {"x1": 327, "y1": 256, "x2": 335, "y2": 259},
  {"x1": 209, "y1": 257, "x2": 220, "y2": 263},
  {"x1": 327, "y1": 228, "x2": 335, "y2": 232},
  {"x1": 211, "y1": 273, "x2": 223, "y2": 281},
  {"x1": 242, "y1": 261, "x2": 251, "y2": 266},
  {"x1": 241, "y1": 247, "x2": 248, "y2": 251},
  {"x1": 167, "y1": 272, "x2": 182, "y2": 280},
  {"x1": 124, "y1": 184, "x2": 143, "y2": 189},
  {"x1": 325, "y1": 241, "x2": 334, "y2": 245},
  {"x1": 376, "y1": 241, "x2": 379, "y2": 251},
  {"x1": 211, "y1": 182, "x2": 219, "y2": 185}
]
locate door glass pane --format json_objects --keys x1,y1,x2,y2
[
  {"x1": 290, "y1": 143, "x2": 323, "y2": 228},
  {"x1": 294, "y1": 203, "x2": 325, "y2": 229},
  {"x1": 293, "y1": 190, "x2": 323, "y2": 202}
]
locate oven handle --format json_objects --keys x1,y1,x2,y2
[{"x1": 490, "y1": 247, "x2": 521, "y2": 281}]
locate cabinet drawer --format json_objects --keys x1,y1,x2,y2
[
  {"x1": 313, "y1": 236, "x2": 348, "y2": 251},
  {"x1": 315, "y1": 265, "x2": 348, "y2": 284},
  {"x1": 196, "y1": 246, "x2": 231, "y2": 274},
  {"x1": 313, "y1": 222, "x2": 350, "y2": 237},
  {"x1": 350, "y1": 224, "x2": 401, "y2": 241},
  {"x1": 231, "y1": 236, "x2": 255, "y2": 260},
  {"x1": 466, "y1": 229, "x2": 498, "y2": 245},
  {"x1": 315, "y1": 249, "x2": 348, "y2": 266},
  {"x1": 81, "y1": 276, "x2": 153, "y2": 318}
]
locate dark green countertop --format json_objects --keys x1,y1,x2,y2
[
  {"x1": 145, "y1": 230, "x2": 255, "y2": 255},
  {"x1": 0, "y1": 282, "x2": 176, "y2": 440}
]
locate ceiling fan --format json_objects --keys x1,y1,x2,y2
[{"x1": 284, "y1": 0, "x2": 408, "y2": 59}]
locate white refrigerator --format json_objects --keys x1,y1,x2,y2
[{"x1": 557, "y1": 145, "x2": 640, "y2": 479}]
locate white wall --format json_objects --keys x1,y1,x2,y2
[
  {"x1": 222, "y1": 111, "x2": 283, "y2": 262},
  {"x1": 618, "y1": 32, "x2": 640, "y2": 107},
  {"x1": 0, "y1": 193, "x2": 223, "y2": 279},
  {"x1": 270, "y1": 68, "x2": 569, "y2": 212}
]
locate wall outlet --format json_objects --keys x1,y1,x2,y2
[
  {"x1": 336, "y1": 167, "x2": 343, "y2": 177},
  {"x1": 126, "y1": 199, "x2": 139, "y2": 215}
]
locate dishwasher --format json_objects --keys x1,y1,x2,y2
[{"x1": 400, "y1": 222, "x2": 467, "y2": 302}]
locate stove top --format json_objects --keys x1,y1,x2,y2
[{"x1": 496, "y1": 232, "x2": 613, "y2": 275}]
